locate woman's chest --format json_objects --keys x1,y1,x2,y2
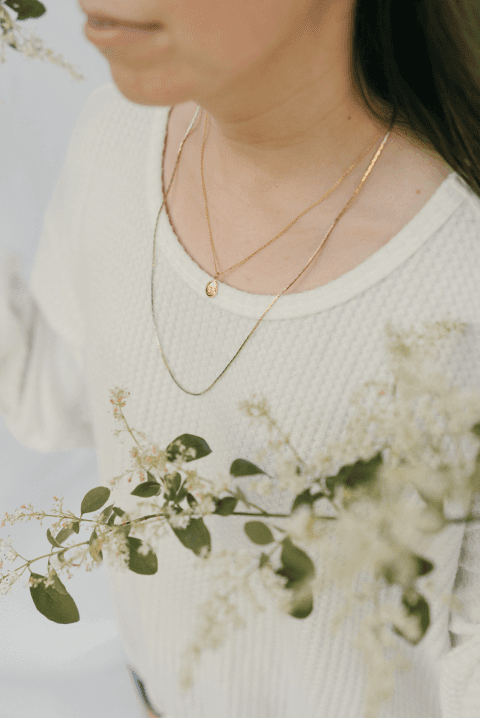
[{"x1": 161, "y1": 114, "x2": 452, "y2": 296}]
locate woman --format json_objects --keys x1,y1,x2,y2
[{"x1": 1, "y1": 0, "x2": 480, "y2": 715}]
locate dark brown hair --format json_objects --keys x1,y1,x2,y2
[{"x1": 352, "y1": 0, "x2": 480, "y2": 198}]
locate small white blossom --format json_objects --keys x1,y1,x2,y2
[
  {"x1": 169, "y1": 513, "x2": 191, "y2": 529},
  {"x1": 0, "y1": 570, "x2": 21, "y2": 596},
  {"x1": 284, "y1": 505, "x2": 312, "y2": 542},
  {"x1": 248, "y1": 476, "x2": 272, "y2": 497},
  {"x1": 196, "y1": 496, "x2": 216, "y2": 516}
]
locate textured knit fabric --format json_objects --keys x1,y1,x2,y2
[{"x1": 1, "y1": 81, "x2": 480, "y2": 718}]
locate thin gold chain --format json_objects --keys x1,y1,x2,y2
[
  {"x1": 151, "y1": 106, "x2": 395, "y2": 396},
  {"x1": 200, "y1": 109, "x2": 388, "y2": 283}
]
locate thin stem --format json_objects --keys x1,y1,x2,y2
[
  {"x1": 117, "y1": 405, "x2": 141, "y2": 447},
  {"x1": 231, "y1": 511, "x2": 290, "y2": 518},
  {"x1": 446, "y1": 515, "x2": 480, "y2": 523},
  {"x1": 16, "y1": 540, "x2": 91, "y2": 573},
  {"x1": 269, "y1": 417, "x2": 306, "y2": 469}
]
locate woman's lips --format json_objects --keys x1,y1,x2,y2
[
  {"x1": 85, "y1": 14, "x2": 165, "y2": 46},
  {"x1": 87, "y1": 14, "x2": 163, "y2": 30}
]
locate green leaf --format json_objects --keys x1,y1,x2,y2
[
  {"x1": 146, "y1": 471, "x2": 157, "y2": 483},
  {"x1": 276, "y1": 537, "x2": 315, "y2": 588},
  {"x1": 472, "y1": 422, "x2": 480, "y2": 438},
  {"x1": 166, "y1": 434, "x2": 212, "y2": 463},
  {"x1": 88, "y1": 529, "x2": 103, "y2": 564},
  {"x1": 392, "y1": 588, "x2": 430, "y2": 645},
  {"x1": 29, "y1": 572, "x2": 80, "y2": 624},
  {"x1": 414, "y1": 556, "x2": 434, "y2": 578},
  {"x1": 291, "y1": 489, "x2": 325, "y2": 514},
  {"x1": 80, "y1": 487, "x2": 111, "y2": 515},
  {"x1": 45, "y1": 564, "x2": 68, "y2": 595},
  {"x1": 230, "y1": 459, "x2": 264, "y2": 477},
  {"x1": 170, "y1": 517, "x2": 211, "y2": 557},
  {"x1": 131, "y1": 481, "x2": 161, "y2": 498},
  {"x1": 5, "y1": 0, "x2": 47, "y2": 21},
  {"x1": 288, "y1": 585, "x2": 314, "y2": 619},
  {"x1": 382, "y1": 553, "x2": 435, "y2": 586},
  {"x1": 126, "y1": 537, "x2": 158, "y2": 575},
  {"x1": 244, "y1": 521, "x2": 274, "y2": 545},
  {"x1": 259, "y1": 552, "x2": 270, "y2": 569},
  {"x1": 57, "y1": 550, "x2": 66, "y2": 564},
  {"x1": 164, "y1": 472, "x2": 182, "y2": 501},
  {"x1": 175, "y1": 484, "x2": 189, "y2": 504},
  {"x1": 325, "y1": 452, "x2": 383, "y2": 494},
  {"x1": 186, "y1": 493, "x2": 199, "y2": 508},
  {"x1": 100, "y1": 504, "x2": 114, "y2": 521},
  {"x1": 214, "y1": 497, "x2": 238, "y2": 516},
  {"x1": 112, "y1": 507, "x2": 125, "y2": 517},
  {"x1": 71, "y1": 522, "x2": 80, "y2": 534},
  {"x1": 46, "y1": 528, "x2": 63, "y2": 549},
  {"x1": 235, "y1": 486, "x2": 248, "y2": 505},
  {"x1": 55, "y1": 528, "x2": 74, "y2": 545},
  {"x1": 107, "y1": 513, "x2": 116, "y2": 527}
]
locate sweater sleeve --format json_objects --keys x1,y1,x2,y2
[
  {"x1": 0, "y1": 82, "x2": 116, "y2": 452},
  {"x1": 439, "y1": 501, "x2": 480, "y2": 717}
]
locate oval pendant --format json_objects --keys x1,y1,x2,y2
[{"x1": 206, "y1": 279, "x2": 218, "y2": 297}]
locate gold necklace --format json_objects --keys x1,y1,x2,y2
[
  {"x1": 200, "y1": 110, "x2": 387, "y2": 298},
  {"x1": 151, "y1": 106, "x2": 395, "y2": 396}
]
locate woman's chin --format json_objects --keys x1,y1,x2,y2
[{"x1": 108, "y1": 64, "x2": 190, "y2": 107}]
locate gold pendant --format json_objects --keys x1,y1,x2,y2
[{"x1": 206, "y1": 279, "x2": 218, "y2": 297}]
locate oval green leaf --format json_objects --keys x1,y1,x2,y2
[
  {"x1": 29, "y1": 572, "x2": 80, "y2": 624},
  {"x1": 166, "y1": 434, "x2": 212, "y2": 463},
  {"x1": 55, "y1": 527, "x2": 74, "y2": 545},
  {"x1": 288, "y1": 585, "x2": 314, "y2": 619},
  {"x1": 131, "y1": 481, "x2": 161, "y2": 498},
  {"x1": 126, "y1": 537, "x2": 158, "y2": 575},
  {"x1": 88, "y1": 529, "x2": 103, "y2": 563},
  {"x1": 186, "y1": 493, "x2": 198, "y2": 508},
  {"x1": 80, "y1": 487, "x2": 111, "y2": 515},
  {"x1": 392, "y1": 589, "x2": 430, "y2": 645},
  {"x1": 5, "y1": 0, "x2": 47, "y2": 21},
  {"x1": 170, "y1": 517, "x2": 211, "y2": 557},
  {"x1": 164, "y1": 472, "x2": 182, "y2": 501},
  {"x1": 279, "y1": 537, "x2": 315, "y2": 585},
  {"x1": 100, "y1": 504, "x2": 114, "y2": 521},
  {"x1": 244, "y1": 521, "x2": 274, "y2": 545},
  {"x1": 175, "y1": 484, "x2": 189, "y2": 504},
  {"x1": 230, "y1": 459, "x2": 264, "y2": 477},
  {"x1": 214, "y1": 497, "x2": 238, "y2": 516},
  {"x1": 46, "y1": 528, "x2": 63, "y2": 548}
]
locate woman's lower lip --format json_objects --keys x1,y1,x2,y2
[{"x1": 84, "y1": 17, "x2": 164, "y2": 46}]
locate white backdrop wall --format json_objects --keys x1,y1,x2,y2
[{"x1": 0, "y1": 2, "x2": 145, "y2": 716}]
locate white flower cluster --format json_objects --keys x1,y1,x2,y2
[
  {"x1": 180, "y1": 548, "x2": 267, "y2": 691},
  {"x1": 353, "y1": 611, "x2": 412, "y2": 718},
  {"x1": 248, "y1": 475, "x2": 272, "y2": 497},
  {"x1": 0, "y1": 570, "x2": 22, "y2": 596},
  {"x1": 129, "y1": 442, "x2": 169, "y2": 478},
  {"x1": 101, "y1": 527, "x2": 131, "y2": 573}
]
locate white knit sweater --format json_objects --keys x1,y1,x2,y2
[{"x1": 1, "y1": 82, "x2": 480, "y2": 718}]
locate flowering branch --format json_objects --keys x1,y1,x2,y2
[
  {"x1": 1, "y1": 320, "x2": 479, "y2": 718},
  {"x1": 0, "y1": 0, "x2": 84, "y2": 89}
]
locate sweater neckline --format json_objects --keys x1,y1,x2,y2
[{"x1": 146, "y1": 105, "x2": 464, "y2": 320}]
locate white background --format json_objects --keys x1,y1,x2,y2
[{"x1": 0, "y1": 1, "x2": 147, "y2": 716}]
